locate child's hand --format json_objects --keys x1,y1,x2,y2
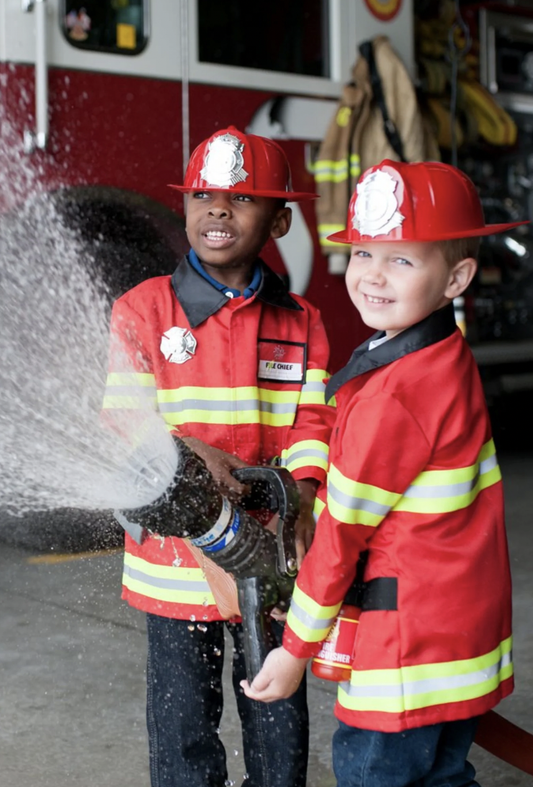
[
  {"x1": 180, "y1": 437, "x2": 249, "y2": 502},
  {"x1": 240, "y1": 646, "x2": 308, "y2": 702},
  {"x1": 266, "y1": 479, "x2": 317, "y2": 568}
]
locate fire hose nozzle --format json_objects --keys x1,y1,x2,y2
[{"x1": 114, "y1": 436, "x2": 300, "y2": 679}]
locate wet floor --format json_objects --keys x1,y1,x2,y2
[{"x1": 1, "y1": 449, "x2": 532, "y2": 786}]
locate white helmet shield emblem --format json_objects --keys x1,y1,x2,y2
[
  {"x1": 354, "y1": 170, "x2": 405, "y2": 237},
  {"x1": 160, "y1": 326, "x2": 197, "y2": 364},
  {"x1": 200, "y1": 133, "x2": 249, "y2": 188}
]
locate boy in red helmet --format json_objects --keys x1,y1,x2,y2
[
  {"x1": 103, "y1": 127, "x2": 334, "y2": 787},
  {"x1": 243, "y1": 159, "x2": 526, "y2": 786}
]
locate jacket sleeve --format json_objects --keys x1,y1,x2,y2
[
  {"x1": 101, "y1": 294, "x2": 159, "y2": 441},
  {"x1": 278, "y1": 303, "x2": 336, "y2": 486},
  {"x1": 283, "y1": 390, "x2": 431, "y2": 658}
]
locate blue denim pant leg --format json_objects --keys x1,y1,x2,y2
[
  {"x1": 227, "y1": 620, "x2": 309, "y2": 787},
  {"x1": 146, "y1": 614, "x2": 228, "y2": 787},
  {"x1": 332, "y1": 718, "x2": 481, "y2": 787}
]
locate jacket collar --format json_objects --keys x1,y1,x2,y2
[
  {"x1": 171, "y1": 255, "x2": 303, "y2": 328},
  {"x1": 326, "y1": 303, "x2": 458, "y2": 403}
]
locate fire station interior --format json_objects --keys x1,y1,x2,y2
[
  {"x1": 54, "y1": 0, "x2": 533, "y2": 446},
  {"x1": 416, "y1": 0, "x2": 533, "y2": 425},
  {"x1": 2, "y1": 3, "x2": 533, "y2": 787},
  {"x1": 1, "y1": 4, "x2": 533, "y2": 529}
]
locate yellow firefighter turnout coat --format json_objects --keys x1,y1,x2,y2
[{"x1": 315, "y1": 36, "x2": 440, "y2": 256}]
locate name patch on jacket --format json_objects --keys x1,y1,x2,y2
[{"x1": 258, "y1": 339, "x2": 306, "y2": 383}]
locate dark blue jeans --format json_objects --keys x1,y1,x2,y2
[
  {"x1": 146, "y1": 613, "x2": 309, "y2": 787},
  {"x1": 332, "y1": 717, "x2": 481, "y2": 787}
]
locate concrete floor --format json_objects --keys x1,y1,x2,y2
[{"x1": 1, "y1": 449, "x2": 532, "y2": 786}]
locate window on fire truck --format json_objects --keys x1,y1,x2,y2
[
  {"x1": 61, "y1": 1, "x2": 148, "y2": 55},
  {"x1": 198, "y1": 0, "x2": 329, "y2": 77}
]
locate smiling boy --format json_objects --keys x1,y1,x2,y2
[{"x1": 242, "y1": 160, "x2": 526, "y2": 787}]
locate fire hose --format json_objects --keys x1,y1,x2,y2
[{"x1": 114, "y1": 436, "x2": 299, "y2": 682}]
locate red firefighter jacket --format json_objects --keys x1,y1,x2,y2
[
  {"x1": 103, "y1": 256, "x2": 334, "y2": 620},
  {"x1": 284, "y1": 304, "x2": 513, "y2": 731}
]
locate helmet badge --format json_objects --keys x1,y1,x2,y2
[
  {"x1": 160, "y1": 327, "x2": 197, "y2": 364},
  {"x1": 354, "y1": 170, "x2": 405, "y2": 237},
  {"x1": 200, "y1": 133, "x2": 249, "y2": 188}
]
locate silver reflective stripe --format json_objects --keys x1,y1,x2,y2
[
  {"x1": 280, "y1": 447, "x2": 328, "y2": 465},
  {"x1": 403, "y1": 454, "x2": 498, "y2": 500},
  {"x1": 343, "y1": 650, "x2": 513, "y2": 699},
  {"x1": 328, "y1": 481, "x2": 392, "y2": 517},
  {"x1": 123, "y1": 563, "x2": 211, "y2": 593},
  {"x1": 289, "y1": 599, "x2": 337, "y2": 632},
  {"x1": 480, "y1": 454, "x2": 498, "y2": 473},
  {"x1": 157, "y1": 398, "x2": 297, "y2": 415},
  {"x1": 104, "y1": 385, "x2": 157, "y2": 397},
  {"x1": 301, "y1": 380, "x2": 326, "y2": 393},
  {"x1": 403, "y1": 472, "x2": 481, "y2": 499}
]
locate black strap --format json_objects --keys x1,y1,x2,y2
[
  {"x1": 361, "y1": 577, "x2": 398, "y2": 612},
  {"x1": 343, "y1": 551, "x2": 398, "y2": 611},
  {"x1": 359, "y1": 39, "x2": 407, "y2": 162}
]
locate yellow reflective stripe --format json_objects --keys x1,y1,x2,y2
[
  {"x1": 317, "y1": 224, "x2": 349, "y2": 249},
  {"x1": 336, "y1": 106, "x2": 352, "y2": 127},
  {"x1": 157, "y1": 386, "x2": 300, "y2": 405},
  {"x1": 350, "y1": 155, "x2": 362, "y2": 177},
  {"x1": 280, "y1": 439, "x2": 329, "y2": 473},
  {"x1": 123, "y1": 552, "x2": 215, "y2": 605},
  {"x1": 338, "y1": 637, "x2": 513, "y2": 714},
  {"x1": 161, "y1": 411, "x2": 295, "y2": 427},
  {"x1": 318, "y1": 223, "x2": 345, "y2": 235},
  {"x1": 394, "y1": 440, "x2": 501, "y2": 515},
  {"x1": 106, "y1": 372, "x2": 155, "y2": 387},
  {"x1": 157, "y1": 385, "x2": 299, "y2": 427},
  {"x1": 300, "y1": 368, "x2": 329, "y2": 405},
  {"x1": 306, "y1": 369, "x2": 330, "y2": 382},
  {"x1": 103, "y1": 371, "x2": 158, "y2": 410},
  {"x1": 287, "y1": 583, "x2": 342, "y2": 643},
  {"x1": 328, "y1": 463, "x2": 401, "y2": 527},
  {"x1": 314, "y1": 155, "x2": 361, "y2": 183},
  {"x1": 313, "y1": 496, "x2": 326, "y2": 520}
]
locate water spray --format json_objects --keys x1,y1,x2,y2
[{"x1": 114, "y1": 436, "x2": 299, "y2": 681}]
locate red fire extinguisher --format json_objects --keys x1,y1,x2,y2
[
  {"x1": 311, "y1": 552, "x2": 368, "y2": 682},
  {"x1": 311, "y1": 601, "x2": 360, "y2": 681}
]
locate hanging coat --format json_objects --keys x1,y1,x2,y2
[{"x1": 314, "y1": 36, "x2": 440, "y2": 256}]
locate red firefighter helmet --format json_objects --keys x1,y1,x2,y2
[
  {"x1": 327, "y1": 159, "x2": 528, "y2": 244},
  {"x1": 169, "y1": 126, "x2": 317, "y2": 202}
]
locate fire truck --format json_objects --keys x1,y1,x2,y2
[{"x1": 1, "y1": 0, "x2": 533, "y2": 394}]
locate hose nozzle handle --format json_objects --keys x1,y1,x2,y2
[{"x1": 231, "y1": 466, "x2": 299, "y2": 576}]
